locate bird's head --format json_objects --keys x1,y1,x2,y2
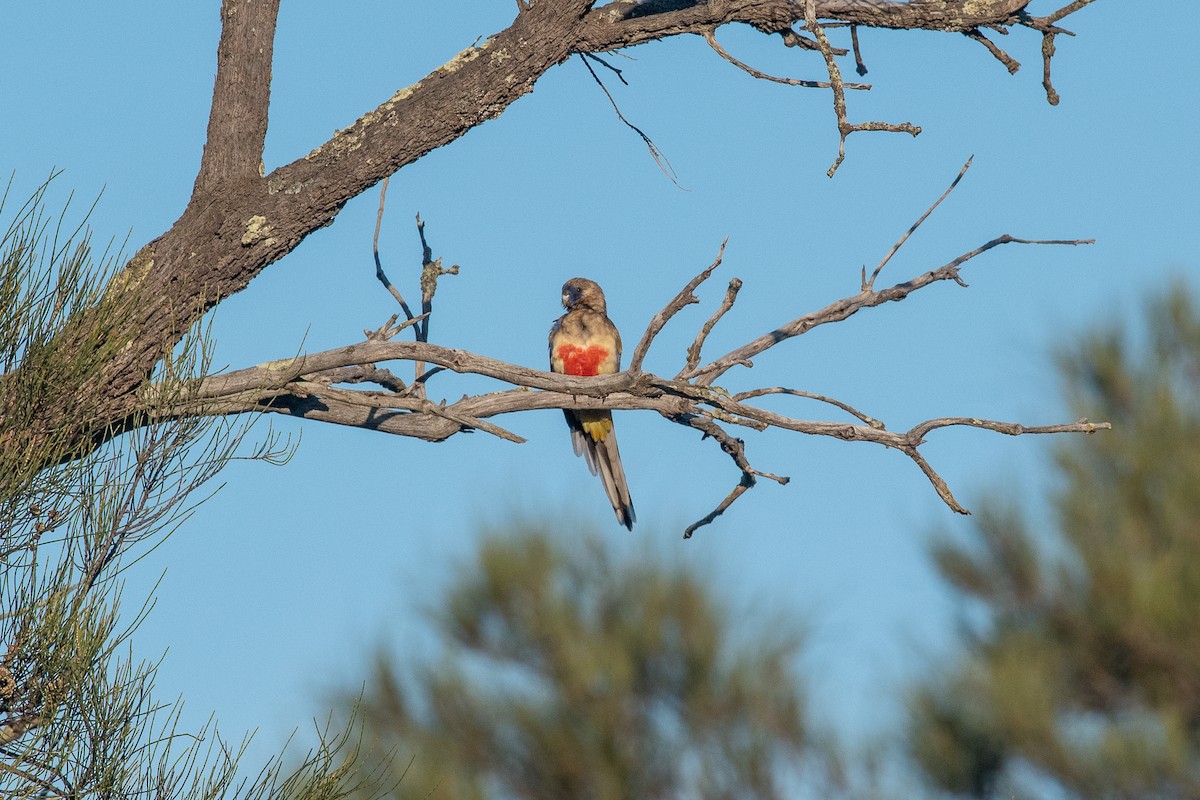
[{"x1": 561, "y1": 277, "x2": 607, "y2": 313}]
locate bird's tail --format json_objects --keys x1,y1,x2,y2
[
  {"x1": 594, "y1": 428, "x2": 635, "y2": 531},
  {"x1": 570, "y1": 410, "x2": 636, "y2": 531}
]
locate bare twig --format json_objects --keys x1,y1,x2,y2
[
  {"x1": 778, "y1": 28, "x2": 822, "y2": 51},
  {"x1": 415, "y1": 396, "x2": 525, "y2": 443},
  {"x1": 373, "y1": 176, "x2": 417, "y2": 322},
  {"x1": 906, "y1": 415, "x2": 1108, "y2": 441},
  {"x1": 415, "y1": 212, "x2": 433, "y2": 268},
  {"x1": 849, "y1": 25, "x2": 868, "y2": 75},
  {"x1": 1040, "y1": 30, "x2": 1061, "y2": 105},
  {"x1": 373, "y1": 184, "x2": 462, "y2": 399},
  {"x1": 733, "y1": 387, "x2": 884, "y2": 429},
  {"x1": 677, "y1": 412, "x2": 787, "y2": 538},
  {"x1": 682, "y1": 277, "x2": 742, "y2": 375},
  {"x1": 415, "y1": 214, "x2": 460, "y2": 344},
  {"x1": 963, "y1": 28, "x2": 1021, "y2": 73},
  {"x1": 704, "y1": 29, "x2": 869, "y2": 90},
  {"x1": 365, "y1": 312, "x2": 428, "y2": 342},
  {"x1": 1018, "y1": 0, "x2": 1098, "y2": 105},
  {"x1": 865, "y1": 156, "x2": 973, "y2": 290},
  {"x1": 804, "y1": 0, "x2": 920, "y2": 177},
  {"x1": 684, "y1": 473, "x2": 755, "y2": 539},
  {"x1": 691, "y1": 234, "x2": 1093, "y2": 386},
  {"x1": 1045, "y1": 0, "x2": 1098, "y2": 25},
  {"x1": 582, "y1": 52, "x2": 628, "y2": 85},
  {"x1": 579, "y1": 53, "x2": 683, "y2": 187},
  {"x1": 630, "y1": 239, "x2": 726, "y2": 371},
  {"x1": 901, "y1": 445, "x2": 968, "y2": 514},
  {"x1": 940, "y1": 234, "x2": 1095, "y2": 271}
]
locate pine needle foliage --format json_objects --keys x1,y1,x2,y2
[{"x1": 0, "y1": 181, "x2": 363, "y2": 799}]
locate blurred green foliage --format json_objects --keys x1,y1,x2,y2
[
  {"x1": 342, "y1": 528, "x2": 810, "y2": 800},
  {"x1": 909, "y1": 282, "x2": 1200, "y2": 799}
]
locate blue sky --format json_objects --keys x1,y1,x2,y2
[{"x1": 2, "y1": 0, "x2": 1197, "y2": 776}]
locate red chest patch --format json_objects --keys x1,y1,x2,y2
[{"x1": 556, "y1": 344, "x2": 610, "y2": 376}]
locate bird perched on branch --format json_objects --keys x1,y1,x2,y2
[{"x1": 549, "y1": 278, "x2": 636, "y2": 531}]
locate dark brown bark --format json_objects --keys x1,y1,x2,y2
[{"x1": 195, "y1": 0, "x2": 278, "y2": 195}]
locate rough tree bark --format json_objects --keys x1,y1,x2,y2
[{"x1": 0, "y1": 0, "x2": 1102, "y2": 534}]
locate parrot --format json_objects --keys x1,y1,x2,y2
[{"x1": 548, "y1": 277, "x2": 636, "y2": 530}]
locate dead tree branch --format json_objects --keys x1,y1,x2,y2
[
  {"x1": 804, "y1": 0, "x2": 920, "y2": 177},
  {"x1": 0, "y1": 0, "x2": 1104, "y2": 487},
  {"x1": 867, "y1": 155, "x2": 974, "y2": 290},
  {"x1": 134, "y1": 161, "x2": 1105, "y2": 537},
  {"x1": 371, "y1": 182, "x2": 459, "y2": 397},
  {"x1": 704, "y1": 29, "x2": 869, "y2": 90},
  {"x1": 964, "y1": 28, "x2": 1021, "y2": 74},
  {"x1": 630, "y1": 239, "x2": 727, "y2": 371},
  {"x1": 684, "y1": 277, "x2": 743, "y2": 376},
  {"x1": 579, "y1": 53, "x2": 682, "y2": 185},
  {"x1": 372, "y1": 176, "x2": 417, "y2": 324}
]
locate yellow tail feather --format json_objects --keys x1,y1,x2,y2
[{"x1": 581, "y1": 418, "x2": 612, "y2": 442}]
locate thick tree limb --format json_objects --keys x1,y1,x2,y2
[{"x1": 194, "y1": 0, "x2": 279, "y2": 195}]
